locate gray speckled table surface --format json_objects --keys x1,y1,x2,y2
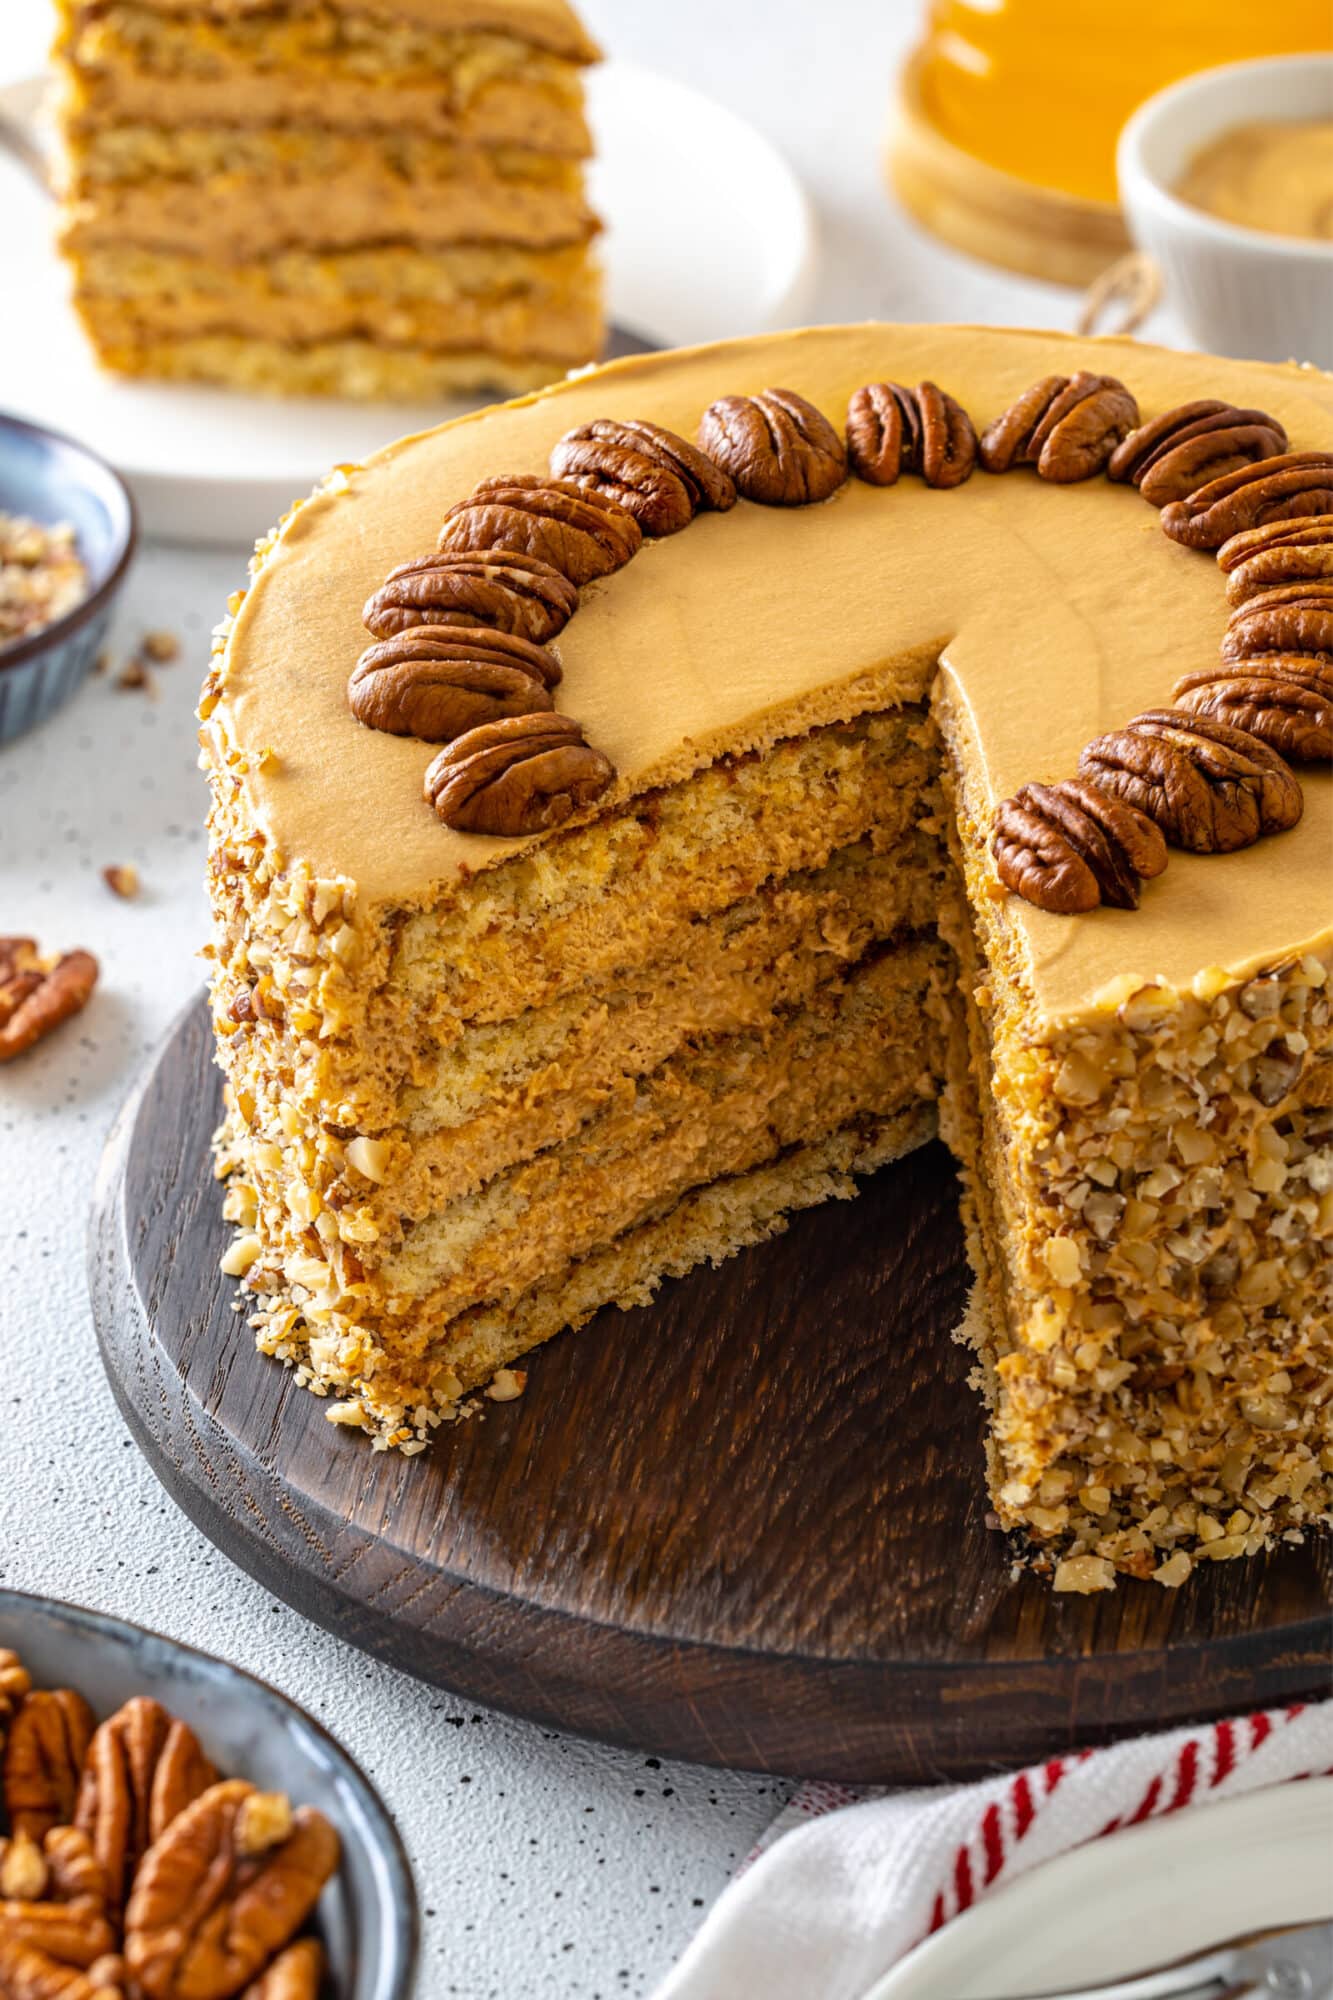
[{"x1": 0, "y1": 3, "x2": 1187, "y2": 1993}]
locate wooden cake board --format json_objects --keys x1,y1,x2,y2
[{"x1": 89, "y1": 997, "x2": 1331, "y2": 1782}]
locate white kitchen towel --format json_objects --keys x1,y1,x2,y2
[{"x1": 652, "y1": 1699, "x2": 1333, "y2": 2000}]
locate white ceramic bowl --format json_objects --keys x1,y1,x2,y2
[{"x1": 1118, "y1": 55, "x2": 1333, "y2": 368}]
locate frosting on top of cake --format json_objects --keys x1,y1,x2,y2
[{"x1": 216, "y1": 323, "x2": 1333, "y2": 1025}]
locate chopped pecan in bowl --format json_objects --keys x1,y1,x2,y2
[
  {"x1": 845, "y1": 380, "x2": 977, "y2": 489},
  {"x1": 979, "y1": 371, "x2": 1139, "y2": 481},
  {"x1": 437, "y1": 475, "x2": 642, "y2": 586},
  {"x1": 1107, "y1": 399, "x2": 1288, "y2": 506},
  {"x1": 362, "y1": 550, "x2": 578, "y2": 645},
  {"x1": 1079, "y1": 708, "x2": 1304, "y2": 853},
  {"x1": 697, "y1": 388, "x2": 847, "y2": 505}
]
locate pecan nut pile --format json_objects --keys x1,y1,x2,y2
[
  {"x1": 1079, "y1": 709, "x2": 1304, "y2": 853},
  {"x1": 349, "y1": 627, "x2": 560, "y2": 740},
  {"x1": 1217, "y1": 514, "x2": 1333, "y2": 603},
  {"x1": 125, "y1": 1781, "x2": 339, "y2": 2000},
  {"x1": 362, "y1": 550, "x2": 577, "y2": 646},
  {"x1": 424, "y1": 711, "x2": 615, "y2": 835},
  {"x1": 1159, "y1": 451, "x2": 1333, "y2": 549},
  {"x1": 437, "y1": 474, "x2": 642, "y2": 586},
  {"x1": 979, "y1": 371, "x2": 1139, "y2": 481},
  {"x1": 0, "y1": 940, "x2": 99, "y2": 1065},
  {"x1": 1221, "y1": 580, "x2": 1333, "y2": 662},
  {"x1": 1173, "y1": 657, "x2": 1333, "y2": 765},
  {"x1": 1107, "y1": 399, "x2": 1288, "y2": 507},
  {"x1": 549, "y1": 417, "x2": 736, "y2": 534},
  {"x1": 844, "y1": 380, "x2": 977, "y2": 489},
  {"x1": 992, "y1": 779, "x2": 1168, "y2": 913},
  {"x1": 0, "y1": 1652, "x2": 337, "y2": 2000},
  {"x1": 696, "y1": 388, "x2": 847, "y2": 505}
]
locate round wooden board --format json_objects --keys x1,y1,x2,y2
[{"x1": 90, "y1": 997, "x2": 1331, "y2": 1782}]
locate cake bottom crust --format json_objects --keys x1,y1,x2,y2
[{"x1": 80, "y1": 331, "x2": 578, "y2": 400}]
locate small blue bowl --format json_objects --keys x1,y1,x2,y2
[
  {"x1": 0, "y1": 1589, "x2": 418, "y2": 1997},
  {"x1": 0, "y1": 411, "x2": 136, "y2": 742}
]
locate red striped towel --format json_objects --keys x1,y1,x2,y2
[{"x1": 651, "y1": 1701, "x2": 1333, "y2": 2000}]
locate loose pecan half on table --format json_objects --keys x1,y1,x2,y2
[
  {"x1": 362, "y1": 550, "x2": 578, "y2": 645},
  {"x1": 550, "y1": 417, "x2": 737, "y2": 533},
  {"x1": 349, "y1": 627, "x2": 561, "y2": 740},
  {"x1": 979, "y1": 371, "x2": 1139, "y2": 482},
  {"x1": 1079, "y1": 709, "x2": 1304, "y2": 853},
  {"x1": 124, "y1": 1781, "x2": 339, "y2": 2000},
  {"x1": 438, "y1": 475, "x2": 642, "y2": 586},
  {"x1": 425, "y1": 711, "x2": 615, "y2": 835},
  {"x1": 992, "y1": 778, "x2": 1168, "y2": 914},
  {"x1": 697, "y1": 388, "x2": 847, "y2": 505},
  {"x1": 845, "y1": 380, "x2": 977, "y2": 488},
  {"x1": 1160, "y1": 452, "x2": 1333, "y2": 549},
  {"x1": 0, "y1": 941, "x2": 99, "y2": 1065},
  {"x1": 1107, "y1": 399, "x2": 1288, "y2": 506},
  {"x1": 1173, "y1": 658, "x2": 1333, "y2": 765}
]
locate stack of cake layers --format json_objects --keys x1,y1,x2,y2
[{"x1": 51, "y1": 0, "x2": 604, "y2": 398}]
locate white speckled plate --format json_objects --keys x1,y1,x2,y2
[
  {"x1": 0, "y1": 60, "x2": 816, "y2": 545},
  {"x1": 869, "y1": 1779, "x2": 1333, "y2": 2000},
  {"x1": 0, "y1": 1588, "x2": 417, "y2": 2000}
]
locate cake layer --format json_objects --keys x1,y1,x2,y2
[
  {"x1": 57, "y1": 149, "x2": 588, "y2": 262},
  {"x1": 78, "y1": 332, "x2": 570, "y2": 398},
  {"x1": 71, "y1": 241, "x2": 603, "y2": 360},
  {"x1": 58, "y1": 9, "x2": 590, "y2": 151},
  {"x1": 271, "y1": 1108, "x2": 935, "y2": 1442}
]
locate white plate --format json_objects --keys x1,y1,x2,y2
[
  {"x1": 870, "y1": 1779, "x2": 1333, "y2": 2000},
  {"x1": 0, "y1": 60, "x2": 816, "y2": 545}
]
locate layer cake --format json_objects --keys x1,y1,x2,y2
[
  {"x1": 201, "y1": 324, "x2": 1333, "y2": 1589},
  {"x1": 51, "y1": 0, "x2": 604, "y2": 397}
]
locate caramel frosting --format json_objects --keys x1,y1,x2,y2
[
  {"x1": 77, "y1": 0, "x2": 602, "y2": 64},
  {"x1": 216, "y1": 324, "x2": 1333, "y2": 1028}
]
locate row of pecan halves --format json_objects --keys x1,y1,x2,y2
[
  {"x1": 0, "y1": 1646, "x2": 338, "y2": 2000},
  {"x1": 993, "y1": 412, "x2": 1332, "y2": 916}
]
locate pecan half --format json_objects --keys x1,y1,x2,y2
[
  {"x1": 1107, "y1": 399, "x2": 1288, "y2": 505},
  {"x1": 0, "y1": 1934, "x2": 123, "y2": 1999},
  {"x1": 361, "y1": 550, "x2": 577, "y2": 645},
  {"x1": 1216, "y1": 513, "x2": 1333, "y2": 574},
  {"x1": 437, "y1": 475, "x2": 642, "y2": 586},
  {"x1": 1173, "y1": 657, "x2": 1333, "y2": 764},
  {"x1": 550, "y1": 418, "x2": 734, "y2": 532},
  {"x1": 0, "y1": 1652, "x2": 32, "y2": 1733},
  {"x1": 124, "y1": 1781, "x2": 339, "y2": 2000},
  {"x1": 845, "y1": 380, "x2": 977, "y2": 488},
  {"x1": 0, "y1": 1827, "x2": 115, "y2": 1967},
  {"x1": 5, "y1": 1692, "x2": 95, "y2": 1841},
  {"x1": 1221, "y1": 580, "x2": 1333, "y2": 661},
  {"x1": 424, "y1": 712, "x2": 615, "y2": 836},
  {"x1": 348, "y1": 627, "x2": 559, "y2": 741},
  {"x1": 0, "y1": 943, "x2": 98, "y2": 1065},
  {"x1": 240, "y1": 1938, "x2": 323, "y2": 2000},
  {"x1": 979, "y1": 371, "x2": 1138, "y2": 481},
  {"x1": 1160, "y1": 452, "x2": 1333, "y2": 549},
  {"x1": 1223, "y1": 532, "x2": 1333, "y2": 606},
  {"x1": 992, "y1": 778, "x2": 1168, "y2": 913},
  {"x1": 696, "y1": 388, "x2": 847, "y2": 505},
  {"x1": 75, "y1": 1698, "x2": 217, "y2": 1914},
  {"x1": 1079, "y1": 709, "x2": 1304, "y2": 853}
]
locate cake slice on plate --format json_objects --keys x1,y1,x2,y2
[
  {"x1": 50, "y1": 0, "x2": 604, "y2": 397},
  {"x1": 200, "y1": 324, "x2": 1332, "y2": 1587}
]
